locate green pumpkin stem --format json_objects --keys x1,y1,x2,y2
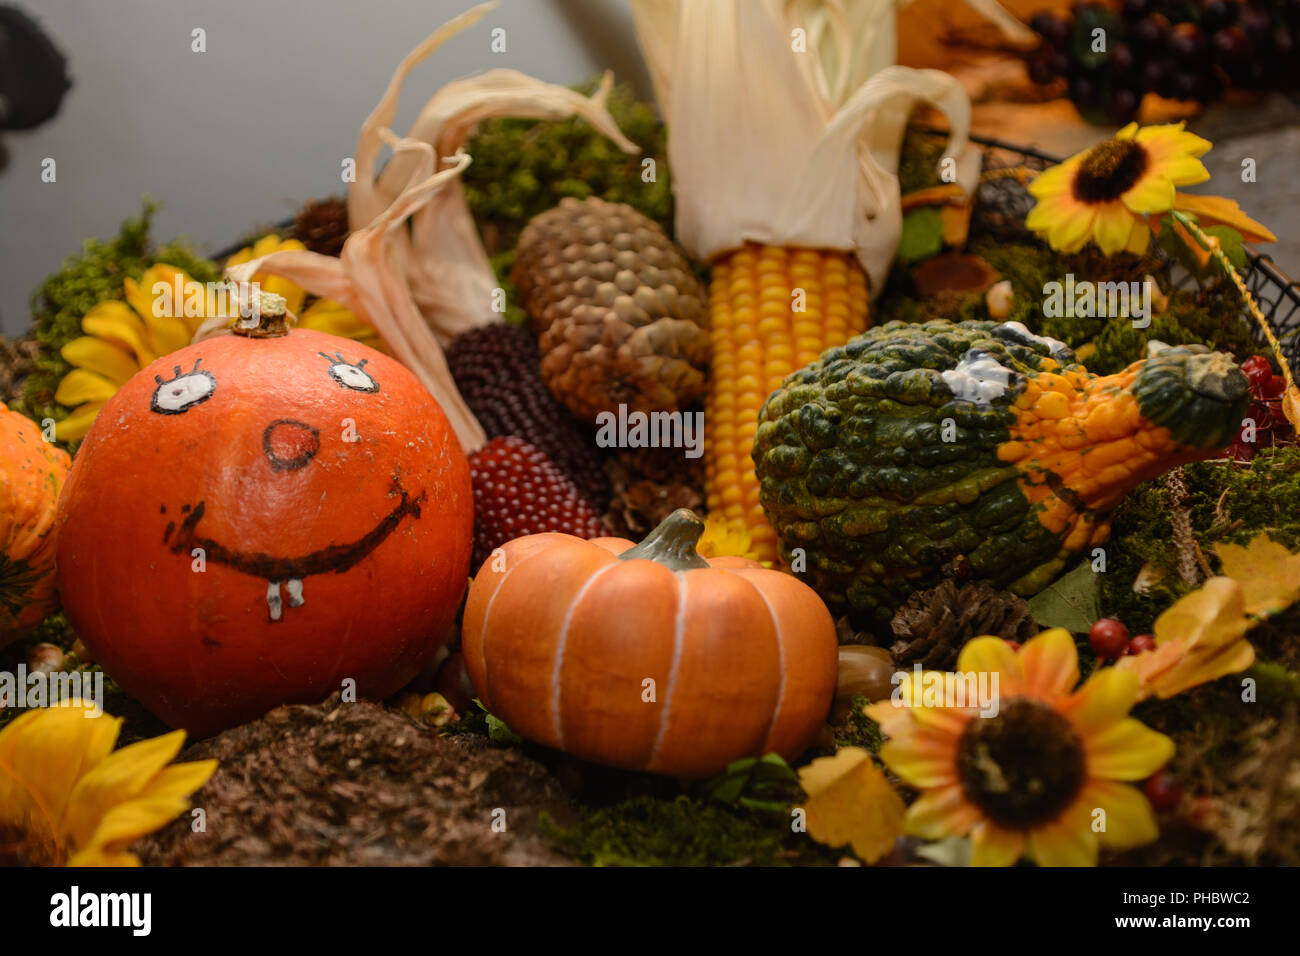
[{"x1": 619, "y1": 508, "x2": 710, "y2": 571}]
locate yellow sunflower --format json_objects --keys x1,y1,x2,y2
[
  {"x1": 54, "y1": 235, "x2": 382, "y2": 441},
  {"x1": 865, "y1": 628, "x2": 1174, "y2": 867},
  {"x1": 1026, "y1": 122, "x2": 1214, "y2": 256},
  {"x1": 0, "y1": 702, "x2": 216, "y2": 866},
  {"x1": 696, "y1": 512, "x2": 761, "y2": 562}
]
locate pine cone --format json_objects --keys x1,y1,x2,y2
[
  {"x1": 512, "y1": 197, "x2": 709, "y2": 423},
  {"x1": 890, "y1": 581, "x2": 1037, "y2": 671},
  {"x1": 602, "y1": 446, "x2": 704, "y2": 537},
  {"x1": 0, "y1": 334, "x2": 39, "y2": 407},
  {"x1": 293, "y1": 197, "x2": 350, "y2": 257}
]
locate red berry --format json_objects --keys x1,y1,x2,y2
[
  {"x1": 1143, "y1": 767, "x2": 1183, "y2": 812},
  {"x1": 1261, "y1": 376, "x2": 1286, "y2": 400},
  {"x1": 1241, "y1": 355, "x2": 1273, "y2": 378},
  {"x1": 1089, "y1": 618, "x2": 1130, "y2": 660},
  {"x1": 1005, "y1": 640, "x2": 1021, "y2": 652},
  {"x1": 1128, "y1": 633, "x2": 1157, "y2": 655}
]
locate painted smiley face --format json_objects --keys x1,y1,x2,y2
[{"x1": 150, "y1": 348, "x2": 425, "y2": 622}]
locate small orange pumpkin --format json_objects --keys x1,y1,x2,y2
[
  {"x1": 0, "y1": 402, "x2": 71, "y2": 647},
  {"x1": 56, "y1": 303, "x2": 472, "y2": 735},
  {"x1": 462, "y1": 509, "x2": 837, "y2": 778}
]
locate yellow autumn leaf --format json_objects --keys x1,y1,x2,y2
[
  {"x1": 1282, "y1": 382, "x2": 1300, "y2": 438},
  {"x1": 1118, "y1": 576, "x2": 1255, "y2": 699},
  {"x1": 1216, "y1": 533, "x2": 1300, "y2": 617},
  {"x1": 1172, "y1": 192, "x2": 1277, "y2": 244},
  {"x1": 798, "y1": 746, "x2": 904, "y2": 863}
]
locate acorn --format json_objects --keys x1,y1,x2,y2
[{"x1": 833, "y1": 645, "x2": 897, "y2": 721}]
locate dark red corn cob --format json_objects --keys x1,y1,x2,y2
[
  {"x1": 468, "y1": 436, "x2": 609, "y2": 569},
  {"x1": 447, "y1": 323, "x2": 608, "y2": 507}
]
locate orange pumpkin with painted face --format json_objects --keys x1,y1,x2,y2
[{"x1": 55, "y1": 303, "x2": 473, "y2": 736}]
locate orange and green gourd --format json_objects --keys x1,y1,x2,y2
[
  {"x1": 753, "y1": 319, "x2": 1250, "y2": 628},
  {"x1": 0, "y1": 403, "x2": 71, "y2": 647}
]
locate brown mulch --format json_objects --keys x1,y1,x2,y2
[{"x1": 136, "y1": 694, "x2": 578, "y2": 866}]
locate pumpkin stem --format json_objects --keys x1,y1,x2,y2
[
  {"x1": 231, "y1": 290, "x2": 291, "y2": 338},
  {"x1": 618, "y1": 508, "x2": 711, "y2": 571}
]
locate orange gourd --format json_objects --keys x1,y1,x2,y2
[
  {"x1": 0, "y1": 402, "x2": 71, "y2": 647},
  {"x1": 463, "y1": 509, "x2": 837, "y2": 778},
  {"x1": 55, "y1": 305, "x2": 473, "y2": 736}
]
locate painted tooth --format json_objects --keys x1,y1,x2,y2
[
  {"x1": 286, "y1": 578, "x2": 304, "y2": 608},
  {"x1": 267, "y1": 581, "x2": 282, "y2": 622}
]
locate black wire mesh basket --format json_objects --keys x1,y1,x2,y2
[{"x1": 959, "y1": 130, "x2": 1300, "y2": 368}]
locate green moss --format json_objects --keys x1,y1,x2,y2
[
  {"x1": 542, "y1": 794, "x2": 839, "y2": 866},
  {"x1": 13, "y1": 200, "x2": 219, "y2": 444},
  {"x1": 874, "y1": 234, "x2": 1262, "y2": 380},
  {"x1": 1101, "y1": 446, "x2": 1300, "y2": 634},
  {"x1": 897, "y1": 126, "x2": 948, "y2": 195},
  {"x1": 834, "y1": 696, "x2": 884, "y2": 751},
  {"x1": 463, "y1": 79, "x2": 672, "y2": 258}
]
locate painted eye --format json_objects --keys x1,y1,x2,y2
[
  {"x1": 151, "y1": 362, "x2": 216, "y2": 415},
  {"x1": 320, "y1": 351, "x2": 379, "y2": 393}
]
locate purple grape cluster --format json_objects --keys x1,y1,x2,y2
[{"x1": 1027, "y1": 1, "x2": 1300, "y2": 123}]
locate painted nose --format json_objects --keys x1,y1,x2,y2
[{"x1": 263, "y1": 419, "x2": 320, "y2": 471}]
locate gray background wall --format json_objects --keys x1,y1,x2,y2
[{"x1": 0, "y1": 0, "x2": 646, "y2": 335}]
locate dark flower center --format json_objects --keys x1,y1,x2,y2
[
  {"x1": 0, "y1": 824, "x2": 54, "y2": 866},
  {"x1": 1072, "y1": 138, "x2": 1148, "y2": 204},
  {"x1": 956, "y1": 698, "x2": 1087, "y2": 830}
]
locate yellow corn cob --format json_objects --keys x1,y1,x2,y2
[{"x1": 706, "y1": 243, "x2": 870, "y2": 563}]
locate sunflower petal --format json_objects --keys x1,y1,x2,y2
[
  {"x1": 60, "y1": 337, "x2": 140, "y2": 385},
  {"x1": 1124, "y1": 217, "x2": 1152, "y2": 255},
  {"x1": 1082, "y1": 779, "x2": 1160, "y2": 849},
  {"x1": 54, "y1": 402, "x2": 109, "y2": 442},
  {"x1": 54, "y1": 369, "x2": 121, "y2": 406},
  {"x1": 81, "y1": 301, "x2": 157, "y2": 366},
  {"x1": 62, "y1": 730, "x2": 187, "y2": 848},
  {"x1": 1029, "y1": 804, "x2": 1099, "y2": 866},
  {"x1": 956, "y1": 636, "x2": 1024, "y2": 697},
  {"x1": 1121, "y1": 175, "x2": 1175, "y2": 215},
  {"x1": 1017, "y1": 627, "x2": 1080, "y2": 702},
  {"x1": 904, "y1": 783, "x2": 981, "y2": 840},
  {"x1": 1093, "y1": 203, "x2": 1138, "y2": 256},
  {"x1": 1049, "y1": 203, "x2": 1097, "y2": 253},
  {"x1": 969, "y1": 822, "x2": 1025, "y2": 867},
  {"x1": 879, "y1": 732, "x2": 960, "y2": 788},
  {"x1": 1062, "y1": 665, "x2": 1140, "y2": 736},
  {"x1": 1086, "y1": 718, "x2": 1175, "y2": 781},
  {"x1": 0, "y1": 705, "x2": 121, "y2": 850},
  {"x1": 78, "y1": 784, "x2": 209, "y2": 857}
]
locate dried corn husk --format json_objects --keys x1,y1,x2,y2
[
  {"x1": 217, "y1": 2, "x2": 642, "y2": 452},
  {"x1": 348, "y1": 2, "x2": 637, "y2": 343},
  {"x1": 225, "y1": 137, "x2": 486, "y2": 452},
  {"x1": 629, "y1": 0, "x2": 975, "y2": 292}
]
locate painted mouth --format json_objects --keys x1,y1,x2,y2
[{"x1": 163, "y1": 479, "x2": 426, "y2": 621}]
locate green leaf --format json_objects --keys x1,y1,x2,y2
[
  {"x1": 1027, "y1": 560, "x2": 1102, "y2": 633},
  {"x1": 696, "y1": 754, "x2": 800, "y2": 814},
  {"x1": 473, "y1": 699, "x2": 523, "y2": 745},
  {"x1": 1158, "y1": 215, "x2": 1247, "y2": 276},
  {"x1": 1204, "y1": 226, "x2": 1247, "y2": 272},
  {"x1": 897, "y1": 207, "x2": 944, "y2": 264}
]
